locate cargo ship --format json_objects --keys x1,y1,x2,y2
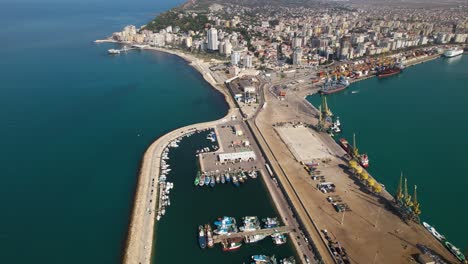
[
  {"x1": 319, "y1": 76, "x2": 350, "y2": 95},
  {"x1": 376, "y1": 66, "x2": 402, "y2": 78},
  {"x1": 198, "y1": 225, "x2": 207, "y2": 249},
  {"x1": 339, "y1": 135, "x2": 369, "y2": 168},
  {"x1": 443, "y1": 48, "x2": 463, "y2": 58}
]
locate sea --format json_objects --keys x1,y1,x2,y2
[
  {"x1": 0, "y1": 0, "x2": 230, "y2": 263},
  {"x1": 308, "y1": 56, "x2": 468, "y2": 250}
]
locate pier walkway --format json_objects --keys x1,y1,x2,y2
[{"x1": 213, "y1": 226, "x2": 293, "y2": 244}]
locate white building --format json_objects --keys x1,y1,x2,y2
[
  {"x1": 243, "y1": 54, "x2": 253, "y2": 68},
  {"x1": 293, "y1": 48, "x2": 303, "y2": 65},
  {"x1": 218, "y1": 151, "x2": 256, "y2": 162},
  {"x1": 231, "y1": 51, "x2": 241, "y2": 66},
  {"x1": 224, "y1": 41, "x2": 233, "y2": 55},
  {"x1": 185, "y1": 37, "x2": 193, "y2": 48},
  {"x1": 207, "y1": 28, "x2": 219, "y2": 51}
]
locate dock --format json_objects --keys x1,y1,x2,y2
[{"x1": 212, "y1": 225, "x2": 293, "y2": 244}]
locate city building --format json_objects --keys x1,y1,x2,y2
[{"x1": 207, "y1": 27, "x2": 219, "y2": 51}]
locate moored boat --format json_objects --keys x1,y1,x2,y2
[
  {"x1": 422, "y1": 222, "x2": 446, "y2": 242},
  {"x1": 444, "y1": 241, "x2": 466, "y2": 262},
  {"x1": 443, "y1": 48, "x2": 463, "y2": 58},
  {"x1": 222, "y1": 237, "x2": 243, "y2": 251},
  {"x1": 199, "y1": 174, "x2": 206, "y2": 187},
  {"x1": 205, "y1": 175, "x2": 211, "y2": 186},
  {"x1": 205, "y1": 224, "x2": 214, "y2": 248},
  {"x1": 194, "y1": 171, "x2": 200, "y2": 186},
  {"x1": 221, "y1": 174, "x2": 226, "y2": 184},
  {"x1": 198, "y1": 225, "x2": 207, "y2": 249}
]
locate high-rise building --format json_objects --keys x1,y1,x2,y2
[
  {"x1": 293, "y1": 48, "x2": 303, "y2": 65},
  {"x1": 231, "y1": 51, "x2": 241, "y2": 66},
  {"x1": 207, "y1": 28, "x2": 219, "y2": 51},
  {"x1": 185, "y1": 37, "x2": 193, "y2": 48},
  {"x1": 244, "y1": 54, "x2": 253, "y2": 68},
  {"x1": 224, "y1": 41, "x2": 233, "y2": 55}
]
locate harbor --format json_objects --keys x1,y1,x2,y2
[{"x1": 151, "y1": 130, "x2": 298, "y2": 264}]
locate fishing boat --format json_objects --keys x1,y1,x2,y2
[
  {"x1": 263, "y1": 217, "x2": 279, "y2": 228},
  {"x1": 222, "y1": 237, "x2": 243, "y2": 252},
  {"x1": 198, "y1": 225, "x2": 207, "y2": 249},
  {"x1": 422, "y1": 222, "x2": 446, "y2": 242},
  {"x1": 232, "y1": 175, "x2": 240, "y2": 187},
  {"x1": 271, "y1": 233, "x2": 287, "y2": 245},
  {"x1": 244, "y1": 234, "x2": 266, "y2": 243},
  {"x1": 194, "y1": 171, "x2": 200, "y2": 186},
  {"x1": 221, "y1": 174, "x2": 226, "y2": 184},
  {"x1": 205, "y1": 224, "x2": 214, "y2": 248},
  {"x1": 444, "y1": 241, "x2": 466, "y2": 262},
  {"x1": 216, "y1": 175, "x2": 221, "y2": 184},
  {"x1": 238, "y1": 174, "x2": 245, "y2": 183},
  {"x1": 225, "y1": 173, "x2": 231, "y2": 182},
  {"x1": 252, "y1": 255, "x2": 268, "y2": 262},
  {"x1": 280, "y1": 257, "x2": 295, "y2": 264},
  {"x1": 210, "y1": 178, "x2": 216, "y2": 188},
  {"x1": 199, "y1": 174, "x2": 206, "y2": 187},
  {"x1": 205, "y1": 175, "x2": 211, "y2": 186}
]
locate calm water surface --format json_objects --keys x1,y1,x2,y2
[{"x1": 0, "y1": 0, "x2": 231, "y2": 263}]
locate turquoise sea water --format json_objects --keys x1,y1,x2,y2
[
  {"x1": 308, "y1": 56, "x2": 468, "y2": 250},
  {"x1": 0, "y1": 1, "x2": 231, "y2": 263}
]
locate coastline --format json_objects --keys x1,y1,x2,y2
[{"x1": 104, "y1": 40, "x2": 238, "y2": 264}]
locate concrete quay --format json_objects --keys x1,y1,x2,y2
[{"x1": 123, "y1": 108, "x2": 238, "y2": 264}]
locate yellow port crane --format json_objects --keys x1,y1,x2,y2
[
  {"x1": 404, "y1": 178, "x2": 413, "y2": 208},
  {"x1": 412, "y1": 185, "x2": 421, "y2": 216},
  {"x1": 321, "y1": 94, "x2": 333, "y2": 118},
  {"x1": 395, "y1": 172, "x2": 404, "y2": 202},
  {"x1": 352, "y1": 133, "x2": 359, "y2": 158}
]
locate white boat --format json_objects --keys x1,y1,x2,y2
[
  {"x1": 443, "y1": 48, "x2": 463, "y2": 58},
  {"x1": 422, "y1": 222, "x2": 446, "y2": 242},
  {"x1": 108, "y1": 49, "x2": 120, "y2": 54}
]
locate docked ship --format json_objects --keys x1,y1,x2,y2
[
  {"x1": 240, "y1": 216, "x2": 261, "y2": 232},
  {"x1": 376, "y1": 65, "x2": 402, "y2": 78},
  {"x1": 214, "y1": 216, "x2": 238, "y2": 235},
  {"x1": 339, "y1": 134, "x2": 369, "y2": 168},
  {"x1": 319, "y1": 76, "x2": 350, "y2": 95},
  {"x1": 222, "y1": 237, "x2": 243, "y2": 251},
  {"x1": 251, "y1": 255, "x2": 277, "y2": 264},
  {"x1": 198, "y1": 225, "x2": 207, "y2": 249},
  {"x1": 271, "y1": 233, "x2": 287, "y2": 245},
  {"x1": 280, "y1": 257, "x2": 296, "y2": 264},
  {"x1": 422, "y1": 222, "x2": 446, "y2": 242},
  {"x1": 205, "y1": 224, "x2": 214, "y2": 248},
  {"x1": 262, "y1": 217, "x2": 279, "y2": 228},
  {"x1": 443, "y1": 48, "x2": 463, "y2": 58},
  {"x1": 245, "y1": 234, "x2": 267, "y2": 243},
  {"x1": 445, "y1": 241, "x2": 466, "y2": 262}
]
